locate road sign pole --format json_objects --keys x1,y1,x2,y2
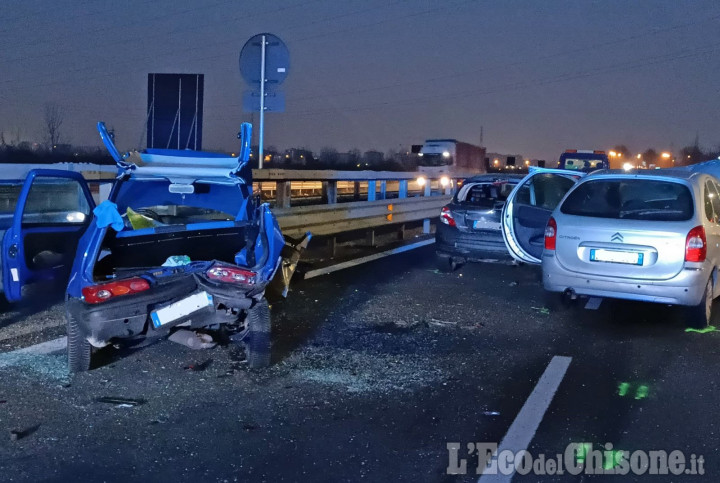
[{"x1": 259, "y1": 34, "x2": 266, "y2": 170}]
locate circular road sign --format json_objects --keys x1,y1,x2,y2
[{"x1": 239, "y1": 33, "x2": 289, "y2": 88}]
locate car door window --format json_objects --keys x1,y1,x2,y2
[
  {"x1": 515, "y1": 173, "x2": 576, "y2": 210},
  {"x1": 22, "y1": 177, "x2": 91, "y2": 225},
  {"x1": 709, "y1": 181, "x2": 720, "y2": 224}
]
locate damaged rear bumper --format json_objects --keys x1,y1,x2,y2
[{"x1": 67, "y1": 273, "x2": 259, "y2": 347}]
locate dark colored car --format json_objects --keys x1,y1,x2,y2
[{"x1": 435, "y1": 174, "x2": 521, "y2": 270}]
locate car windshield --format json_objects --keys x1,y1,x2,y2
[
  {"x1": 560, "y1": 178, "x2": 694, "y2": 221},
  {"x1": 456, "y1": 181, "x2": 515, "y2": 208}
]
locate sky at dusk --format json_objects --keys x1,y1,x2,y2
[{"x1": 1, "y1": 0, "x2": 719, "y2": 162}]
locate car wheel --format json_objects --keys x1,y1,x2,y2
[
  {"x1": 245, "y1": 298, "x2": 271, "y2": 369},
  {"x1": 544, "y1": 291, "x2": 574, "y2": 312},
  {"x1": 66, "y1": 307, "x2": 92, "y2": 373},
  {"x1": 685, "y1": 279, "x2": 713, "y2": 330},
  {"x1": 436, "y1": 254, "x2": 461, "y2": 272}
]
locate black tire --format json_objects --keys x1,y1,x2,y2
[
  {"x1": 245, "y1": 298, "x2": 271, "y2": 369},
  {"x1": 544, "y1": 291, "x2": 573, "y2": 312},
  {"x1": 66, "y1": 307, "x2": 92, "y2": 373},
  {"x1": 436, "y1": 254, "x2": 461, "y2": 272},
  {"x1": 685, "y1": 279, "x2": 713, "y2": 330}
]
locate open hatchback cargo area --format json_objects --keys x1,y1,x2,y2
[{"x1": 1, "y1": 121, "x2": 309, "y2": 372}]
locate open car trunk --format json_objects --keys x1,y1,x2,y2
[{"x1": 92, "y1": 221, "x2": 258, "y2": 282}]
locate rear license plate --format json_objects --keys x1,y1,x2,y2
[
  {"x1": 473, "y1": 220, "x2": 500, "y2": 230},
  {"x1": 590, "y1": 249, "x2": 643, "y2": 265},
  {"x1": 151, "y1": 292, "x2": 213, "y2": 328}
]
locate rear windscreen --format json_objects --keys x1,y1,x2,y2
[
  {"x1": 456, "y1": 181, "x2": 515, "y2": 208},
  {"x1": 560, "y1": 179, "x2": 694, "y2": 221}
]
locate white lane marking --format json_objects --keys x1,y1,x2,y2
[
  {"x1": 303, "y1": 238, "x2": 435, "y2": 279},
  {"x1": 10, "y1": 336, "x2": 66, "y2": 356},
  {"x1": 0, "y1": 319, "x2": 65, "y2": 342},
  {"x1": 478, "y1": 355, "x2": 572, "y2": 483},
  {"x1": 584, "y1": 297, "x2": 603, "y2": 310}
]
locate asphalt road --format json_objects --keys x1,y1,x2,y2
[{"x1": 0, "y1": 246, "x2": 718, "y2": 482}]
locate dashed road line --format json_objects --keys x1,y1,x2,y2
[{"x1": 478, "y1": 355, "x2": 572, "y2": 482}]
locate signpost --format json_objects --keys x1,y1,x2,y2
[{"x1": 239, "y1": 33, "x2": 289, "y2": 169}]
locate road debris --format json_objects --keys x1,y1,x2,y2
[
  {"x1": 482, "y1": 411, "x2": 500, "y2": 416},
  {"x1": 530, "y1": 306, "x2": 551, "y2": 315},
  {"x1": 168, "y1": 330, "x2": 217, "y2": 350},
  {"x1": 9, "y1": 425, "x2": 40, "y2": 441},
  {"x1": 509, "y1": 281, "x2": 518, "y2": 287},
  {"x1": 95, "y1": 396, "x2": 146, "y2": 407},
  {"x1": 685, "y1": 325, "x2": 717, "y2": 334},
  {"x1": 184, "y1": 359, "x2": 213, "y2": 372}
]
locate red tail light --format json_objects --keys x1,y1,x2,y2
[
  {"x1": 685, "y1": 225, "x2": 707, "y2": 262},
  {"x1": 82, "y1": 277, "x2": 150, "y2": 304},
  {"x1": 440, "y1": 206, "x2": 456, "y2": 227},
  {"x1": 544, "y1": 217, "x2": 557, "y2": 250},
  {"x1": 206, "y1": 264, "x2": 257, "y2": 285}
]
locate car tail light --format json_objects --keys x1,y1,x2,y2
[
  {"x1": 82, "y1": 277, "x2": 150, "y2": 304},
  {"x1": 685, "y1": 225, "x2": 707, "y2": 262},
  {"x1": 544, "y1": 217, "x2": 557, "y2": 250},
  {"x1": 206, "y1": 264, "x2": 257, "y2": 285},
  {"x1": 440, "y1": 206, "x2": 456, "y2": 227}
]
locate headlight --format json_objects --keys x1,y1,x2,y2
[{"x1": 442, "y1": 151, "x2": 450, "y2": 158}]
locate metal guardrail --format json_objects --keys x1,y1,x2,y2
[
  {"x1": 252, "y1": 169, "x2": 458, "y2": 239},
  {"x1": 274, "y1": 195, "x2": 451, "y2": 237}
]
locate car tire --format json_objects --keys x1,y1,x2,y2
[
  {"x1": 66, "y1": 307, "x2": 92, "y2": 373},
  {"x1": 436, "y1": 254, "x2": 461, "y2": 272},
  {"x1": 245, "y1": 298, "x2": 271, "y2": 369},
  {"x1": 685, "y1": 279, "x2": 713, "y2": 330},
  {"x1": 544, "y1": 291, "x2": 573, "y2": 312}
]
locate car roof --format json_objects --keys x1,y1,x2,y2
[
  {"x1": 587, "y1": 168, "x2": 702, "y2": 181},
  {"x1": 464, "y1": 174, "x2": 523, "y2": 183}
]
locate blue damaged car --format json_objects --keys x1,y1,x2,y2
[{"x1": 3, "y1": 121, "x2": 306, "y2": 371}]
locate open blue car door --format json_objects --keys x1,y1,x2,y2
[{"x1": 2, "y1": 169, "x2": 95, "y2": 302}]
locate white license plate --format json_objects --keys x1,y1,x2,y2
[
  {"x1": 473, "y1": 220, "x2": 500, "y2": 230},
  {"x1": 590, "y1": 249, "x2": 643, "y2": 265},
  {"x1": 151, "y1": 292, "x2": 213, "y2": 328}
]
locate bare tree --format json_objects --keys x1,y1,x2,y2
[{"x1": 43, "y1": 103, "x2": 64, "y2": 148}]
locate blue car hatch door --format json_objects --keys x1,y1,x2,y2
[{"x1": 2, "y1": 169, "x2": 95, "y2": 302}]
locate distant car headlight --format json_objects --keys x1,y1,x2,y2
[
  {"x1": 623, "y1": 162, "x2": 633, "y2": 171},
  {"x1": 442, "y1": 151, "x2": 450, "y2": 158},
  {"x1": 440, "y1": 176, "x2": 450, "y2": 187},
  {"x1": 416, "y1": 176, "x2": 427, "y2": 187}
]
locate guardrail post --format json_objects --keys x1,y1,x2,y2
[
  {"x1": 353, "y1": 181, "x2": 361, "y2": 200},
  {"x1": 398, "y1": 223, "x2": 405, "y2": 240},
  {"x1": 379, "y1": 181, "x2": 386, "y2": 200},
  {"x1": 423, "y1": 180, "x2": 432, "y2": 234},
  {"x1": 398, "y1": 180, "x2": 408, "y2": 198},
  {"x1": 366, "y1": 229, "x2": 375, "y2": 247},
  {"x1": 322, "y1": 181, "x2": 338, "y2": 204},
  {"x1": 328, "y1": 236, "x2": 337, "y2": 257},
  {"x1": 276, "y1": 181, "x2": 291, "y2": 208},
  {"x1": 368, "y1": 180, "x2": 377, "y2": 201}
]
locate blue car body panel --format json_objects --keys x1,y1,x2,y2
[
  {"x1": 10, "y1": 122, "x2": 287, "y2": 308},
  {"x1": 2, "y1": 169, "x2": 95, "y2": 302}
]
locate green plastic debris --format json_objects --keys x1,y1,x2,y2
[
  {"x1": 685, "y1": 325, "x2": 717, "y2": 334},
  {"x1": 575, "y1": 443, "x2": 592, "y2": 464},
  {"x1": 617, "y1": 382, "x2": 630, "y2": 397},
  {"x1": 531, "y1": 306, "x2": 551, "y2": 315},
  {"x1": 603, "y1": 449, "x2": 625, "y2": 470},
  {"x1": 634, "y1": 385, "x2": 649, "y2": 400}
]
